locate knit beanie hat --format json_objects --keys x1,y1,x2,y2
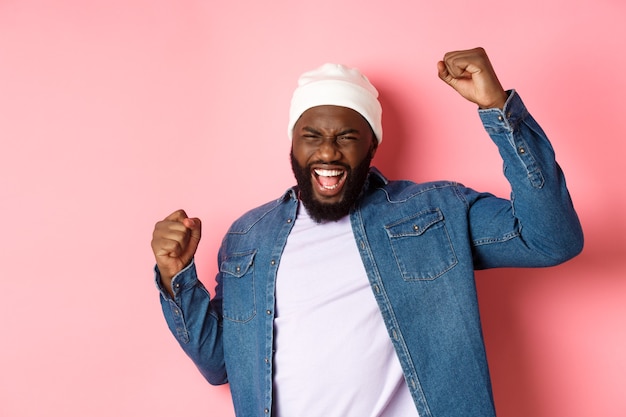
[{"x1": 288, "y1": 63, "x2": 383, "y2": 144}]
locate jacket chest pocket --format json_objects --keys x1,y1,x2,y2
[
  {"x1": 385, "y1": 208, "x2": 457, "y2": 281},
  {"x1": 220, "y1": 250, "x2": 257, "y2": 323}
]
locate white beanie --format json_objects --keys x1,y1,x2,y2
[{"x1": 288, "y1": 63, "x2": 383, "y2": 144}]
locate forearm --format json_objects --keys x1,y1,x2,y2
[
  {"x1": 155, "y1": 260, "x2": 227, "y2": 385},
  {"x1": 471, "y1": 91, "x2": 583, "y2": 267}
]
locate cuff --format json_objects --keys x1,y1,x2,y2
[
  {"x1": 478, "y1": 89, "x2": 530, "y2": 133},
  {"x1": 153, "y1": 258, "x2": 197, "y2": 300}
]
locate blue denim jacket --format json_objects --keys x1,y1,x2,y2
[{"x1": 157, "y1": 91, "x2": 583, "y2": 417}]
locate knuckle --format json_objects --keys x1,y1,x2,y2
[{"x1": 163, "y1": 239, "x2": 183, "y2": 255}]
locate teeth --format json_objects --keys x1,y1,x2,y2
[{"x1": 314, "y1": 169, "x2": 343, "y2": 177}]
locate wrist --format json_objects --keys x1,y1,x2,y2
[{"x1": 479, "y1": 90, "x2": 509, "y2": 110}]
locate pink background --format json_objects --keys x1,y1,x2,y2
[{"x1": 1, "y1": 1, "x2": 624, "y2": 416}]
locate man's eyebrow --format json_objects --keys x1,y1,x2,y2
[
  {"x1": 302, "y1": 126, "x2": 322, "y2": 135},
  {"x1": 337, "y1": 128, "x2": 360, "y2": 136}
]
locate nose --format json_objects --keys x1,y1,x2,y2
[{"x1": 315, "y1": 138, "x2": 341, "y2": 162}]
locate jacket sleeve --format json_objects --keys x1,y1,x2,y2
[
  {"x1": 464, "y1": 90, "x2": 584, "y2": 269},
  {"x1": 156, "y1": 259, "x2": 227, "y2": 385}
]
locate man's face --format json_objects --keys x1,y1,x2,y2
[{"x1": 291, "y1": 105, "x2": 377, "y2": 223}]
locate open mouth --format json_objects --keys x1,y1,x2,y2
[{"x1": 313, "y1": 168, "x2": 347, "y2": 193}]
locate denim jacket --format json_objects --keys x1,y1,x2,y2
[{"x1": 157, "y1": 91, "x2": 583, "y2": 417}]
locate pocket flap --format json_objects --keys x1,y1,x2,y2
[
  {"x1": 385, "y1": 209, "x2": 444, "y2": 238},
  {"x1": 220, "y1": 250, "x2": 256, "y2": 278}
]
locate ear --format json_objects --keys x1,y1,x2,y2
[{"x1": 369, "y1": 138, "x2": 379, "y2": 159}]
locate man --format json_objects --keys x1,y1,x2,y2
[{"x1": 151, "y1": 48, "x2": 583, "y2": 417}]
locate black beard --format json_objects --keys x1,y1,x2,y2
[{"x1": 290, "y1": 150, "x2": 373, "y2": 223}]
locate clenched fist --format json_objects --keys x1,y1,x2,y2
[
  {"x1": 151, "y1": 209, "x2": 202, "y2": 297},
  {"x1": 437, "y1": 47, "x2": 508, "y2": 110}
]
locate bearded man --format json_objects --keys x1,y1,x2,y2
[{"x1": 151, "y1": 48, "x2": 583, "y2": 417}]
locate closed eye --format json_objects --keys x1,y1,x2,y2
[{"x1": 298, "y1": 127, "x2": 362, "y2": 143}]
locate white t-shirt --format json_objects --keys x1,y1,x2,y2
[{"x1": 273, "y1": 204, "x2": 418, "y2": 417}]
